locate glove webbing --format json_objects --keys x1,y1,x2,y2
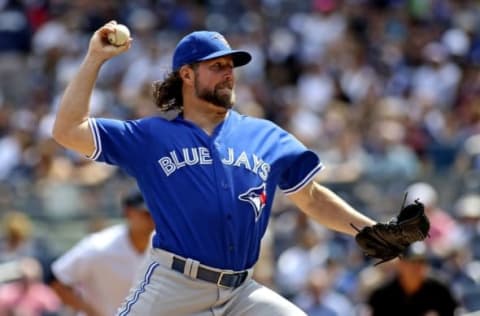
[{"x1": 351, "y1": 192, "x2": 409, "y2": 266}]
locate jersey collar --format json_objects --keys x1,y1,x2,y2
[{"x1": 173, "y1": 110, "x2": 235, "y2": 137}]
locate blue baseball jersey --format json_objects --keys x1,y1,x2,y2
[{"x1": 89, "y1": 110, "x2": 323, "y2": 270}]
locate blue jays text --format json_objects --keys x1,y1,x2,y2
[{"x1": 158, "y1": 147, "x2": 271, "y2": 180}]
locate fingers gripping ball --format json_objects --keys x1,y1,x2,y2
[
  {"x1": 352, "y1": 195, "x2": 430, "y2": 265},
  {"x1": 107, "y1": 24, "x2": 130, "y2": 46}
]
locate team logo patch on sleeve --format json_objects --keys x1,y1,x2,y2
[{"x1": 238, "y1": 183, "x2": 267, "y2": 222}]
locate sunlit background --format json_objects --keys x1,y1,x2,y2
[{"x1": 0, "y1": 0, "x2": 480, "y2": 315}]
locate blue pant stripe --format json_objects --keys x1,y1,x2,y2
[{"x1": 118, "y1": 261, "x2": 159, "y2": 316}]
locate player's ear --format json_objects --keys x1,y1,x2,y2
[{"x1": 179, "y1": 65, "x2": 194, "y2": 86}]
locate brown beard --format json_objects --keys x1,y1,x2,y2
[{"x1": 194, "y1": 75, "x2": 235, "y2": 109}]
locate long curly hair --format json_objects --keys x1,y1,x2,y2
[{"x1": 152, "y1": 71, "x2": 184, "y2": 112}]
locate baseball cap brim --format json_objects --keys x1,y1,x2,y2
[{"x1": 196, "y1": 50, "x2": 252, "y2": 67}]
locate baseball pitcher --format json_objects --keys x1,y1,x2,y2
[{"x1": 51, "y1": 21, "x2": 429, "y2": 316}]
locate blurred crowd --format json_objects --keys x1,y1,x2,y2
[{"x1": 1, "y1": 0, "x2": 480, "y2": 315}]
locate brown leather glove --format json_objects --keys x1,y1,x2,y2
[{"x1": 352, "y1": 198, "x2": 430, "y2": 265}]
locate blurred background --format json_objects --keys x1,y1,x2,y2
[{"x1": 0, "y1": 0, "x2": 480, "y2": 315}]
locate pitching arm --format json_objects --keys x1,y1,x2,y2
[{"x1": 52, "y1": 21, "x2": 130, "y2": 156}]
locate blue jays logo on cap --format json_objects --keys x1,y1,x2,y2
[
  {"x1": 211, "y1": 33, "x2": 230, "y2": 48},
  {"x1": 172, "y1": 30, "x2": 252, "y2": 71},
  {"x1": 239, "y1": 183, "x2": 267, "y2": 222}
]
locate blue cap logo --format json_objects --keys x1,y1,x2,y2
[
  {"x1": 172, "y1": 31, "x2": 252, "y2": 71},
  {"x1": 211, "y1": 33, "x2": 230, "y2": 48}
]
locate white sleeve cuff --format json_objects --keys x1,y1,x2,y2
[
  {"x1": 86, "y1": 118, "x2": 101, "y2": 160},
  {"x1": 282, "y1": 163, "x2": 324, "y2": 195}
]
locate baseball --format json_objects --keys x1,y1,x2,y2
[{"x1": 107, "y1": 24, "x2": 130, "y2": 46}]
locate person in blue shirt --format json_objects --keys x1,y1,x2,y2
[{"x1": 52, "y1": 20, "x2": 377, "y2": 316}]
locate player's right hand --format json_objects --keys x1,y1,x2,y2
[{"x1": 87, "y1": 20, "x2": 131, "y2": 62}]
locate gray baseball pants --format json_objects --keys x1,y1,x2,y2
[{"x1": 116, "y1": 248, "x2": 306, "y2": 316}]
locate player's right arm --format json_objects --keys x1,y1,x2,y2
[
  {"x1": 50, "y1": 279, "x2": 102, "y2": 316},
  {"x1": 52, "y1": 21, "x2": 131, "y2": 156}
]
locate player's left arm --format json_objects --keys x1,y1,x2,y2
[{"x1": 288, "y1": 180, "x2": 376, "y2": 236}]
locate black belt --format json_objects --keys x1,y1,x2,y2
[{"x1": 171, "y1": 257, "x2": 248, "y2": 288}]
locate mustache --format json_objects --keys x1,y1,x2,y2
[{"x1": 217, "y1": 81, "x2": 233, "y2": 89}]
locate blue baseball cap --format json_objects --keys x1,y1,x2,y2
[{"x1": 172, "y1": 31, "x2": 252, "y2": 71}]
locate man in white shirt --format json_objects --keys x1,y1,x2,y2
[{"x1": 50, "y1": 189, "x2": 154, "y2": 316}]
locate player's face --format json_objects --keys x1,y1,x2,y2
[
  {"x1": 193, "y1": 57, "x2": 236, "y2": 109},
  {"x1": 127, "y1": 208, "x2": 155, "y2": 233}
]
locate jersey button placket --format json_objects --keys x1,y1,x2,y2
[{"x1": 209, "y1": 137, "x2": 235, "y2": 262}]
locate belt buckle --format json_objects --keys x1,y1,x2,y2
[{"x1": 216, "y1": 272, "x2": 229, "y2": 288}]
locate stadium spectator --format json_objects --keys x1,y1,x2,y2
[
  {"x1": 293, "y1": 265, "x2": 355, "y2": 316},
  {"x1": 0, "y1": 211, "x2": 55, "y2": 281},
  {"x1": 49, "y1": 189, "x2": 154, "y2": 316},
  {"x1": 0, "y1": 0, "x2": 480, "y2": 313},
  {"x1": 0, "y1": 257, "x2": 61, "y2": 316},
  {"x1": 367, "y1": 241, "x2": 459, "y2": 316},
  {"x1": 405, "y1": 182, "x2": 463, "y2": 257}
]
